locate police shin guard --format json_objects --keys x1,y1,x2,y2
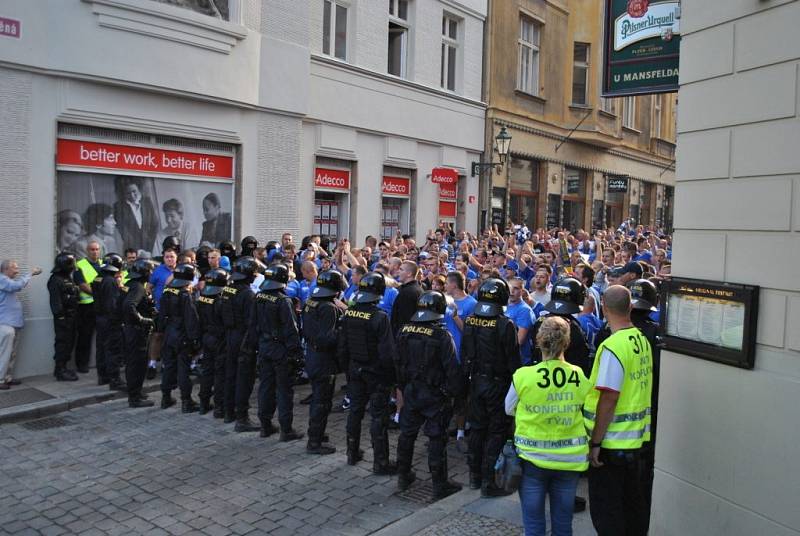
[
  {"x1": 396, "y1": 435, "x2": 416, "y2": 491},
  {"x1": 372, "y1": 435, "x2": 397, "y2": 476},
  {"x1": 431, "y1": 454, "x2": 462, "y2": 500},
  {"x1": 467, "y1": 429, "x2": 485, "y2": 489},
  {"x1": 346, "y1": 435, "x2": 364, "y2": 466}
]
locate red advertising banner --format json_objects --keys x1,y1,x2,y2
[
  {"x1": 431, "y1": 167, "x2": 458, "y2": 185},
  {"x1": 439, "y1": 182, "x2": 457, "y2": 200},
  {"x1": 438, "y1": 201, "x2": 456, "y2": 219},
  {"x1": 57, "y1": 139, "x2": 233, "y2": 179},
  {"x1": 0, "y1": 17, "x2": 21, "y2": 38},
  {"x1": 315, "y1": 168, "x2": 350, "y2": 191},
  {"x1": 381, "y1": 176, "x2": 410, "y2": 197}
]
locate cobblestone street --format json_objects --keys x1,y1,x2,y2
[{"x1": 0, "y1": 377, "x2": 480, "y2": 536}]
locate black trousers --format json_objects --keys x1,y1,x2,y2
[
  {"x1": 257, "y1": 357, "x2": 294, "y2": 430},
  {"x1": 346, "y1": 368, "x2": 391, "y2": 465},
  {"x1": 74, "y1": 303, "x2": 95, "y2": 369},
  {"x1": 467, "y1": 376, "x2": 509, "y2": 483},
  {"x1": 235, "y1": 349, "x2": 257, "y2": 418},
  {"x1": 396, "y1": 384, "x2": 451, "y2": 476},
  {"x1": 308, "y1": 374, "x2": 335, "y2": 443},
  {"x1": 223, "y1": 329, "x2": 245, "y2": 416},
  {"x1": 588, "y1": 448, "x2": 649, "y2": 536},
  {"x1": 95, "y1": 316, "x2": 122, "y2": 381},
  {"x1": 160, "y1": 331, "x2": 193, "y2": 400},
  {"x1": 199, "y1": 332, "x2": 224, "y2": 403},
  {"x1": 53, "y1": 316, "x2": 77, "y2": 368},
  {"x1": 124, "y1": 325, "x2": 148, "y2": 400}
]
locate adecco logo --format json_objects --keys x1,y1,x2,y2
[
  {"x1": 382, "y1": 176, "x2": 410, "y2": 197},
  {"x1": 315, "y1": 168, "x2": 350, "y2": 190}
]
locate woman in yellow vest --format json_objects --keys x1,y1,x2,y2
[{"x1": 505, "y1": 315, "x2": 590, "y2": 536}]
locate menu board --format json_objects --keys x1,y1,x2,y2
[{"x1": 661, "y1": 277, "x2": 759, "y2": 369}]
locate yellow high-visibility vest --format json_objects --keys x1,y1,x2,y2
[{"x1": 76, "y1": 258, "x2": 99, "y2": 305}]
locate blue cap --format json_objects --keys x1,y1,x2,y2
[{"x1": 220, "y1": 256, "x2": 231, "y2": 272}]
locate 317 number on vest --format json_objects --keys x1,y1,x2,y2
[{"x1": 537, "y1": 367, "x2": 581, "y2": 389}]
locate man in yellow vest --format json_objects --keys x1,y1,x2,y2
[
  {"x1": 73, "y1": 240, "x2": 102, "y2": 375},
  {"x1": 584, "y1": 285, "x2": 653, "y2": 536}
]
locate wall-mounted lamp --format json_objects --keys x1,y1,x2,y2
[{"x1": 471, "y1": 127, "x2": 512, "y2": 177}]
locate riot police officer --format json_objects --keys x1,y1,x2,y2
[
  {"x1": 461, "y1": 278, "x2": 520, "y2": 497},
  {"x1": 196, "y1": 268, "x2": 228, "y2": 415},
  {"x1": 628, "y1": 278, "x2": 661, "y2": 525},
  {"x1": 94, "y1": 253, "x2": 127, "y2": 391},
  {"x1": 156, "y1": 263, "x2": 201, "y2": 412},
  {"x1": 244, "y1": 263, "x2": 304, "y2": 440},
  {"x1": 336, "y1": 272, "x2": 398, "y2": 475},
  {"x1": 302, "y1": 270, "x2": 346, "y2": 454},
  {"x1": 220, "y1": 256, "x2": 257, "y2": 429},
  {"x1": 219, "y1": 240, "x2": 237, "y2": 263},
  {"x1": 47, "y1": 253, "x2": 80, "y2": 381},
  {"x1": 531, "y1": 277, "x2": 592, "y2": 376},
  {"x1": 240, "y1": 236, "x2": 258, "y2": 258},
  {"x1": 395, "y1": 291, "x2": 465, "y2": 499},
  {"x1": 121, "y1": 259, "x2": 157, "y2": 407}
]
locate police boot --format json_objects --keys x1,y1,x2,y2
[
  {"x1": 260, "y1": 420, "x2": 278, "y2": 438},
  {"x1": 109, "y1": 378, "x2": 128, "y2": 392},
  {"x1": 396, "y1": 471, "x2": 416, "y2": 492},
  {"x1": 198, "y1": 399, "x2": 213, "y2": 415},
  {"x1": 161, "y1": 393, "x2": 176, "y2": 409},
  {"x1": 480, "y1": 482, "x2": 514, "y2": 498},
  {"x1": 129, "y1": 397, "x2": 155, "y2": 408},
  {"x1": 234, "y1": 415, "x2": 260, "y2": 432},
  {"x1": 54, "y1": 364, "x2": 78, "y2": 382},
  {"x1": 223, "y1": 409, "x2": 235, "y2": 423},
  {"x1": 431, "y1": 463, "x2": 462, "y2": 500},
  {"x1": 212, "y1": 407, "x2": 224, "y2": 419},
  {"x1": 306, "y1": 440, "x2": 336, "y2": 455},
  {"x1": 279, "y1": 428, "x2": 304, "y2": 442},
  {"x1": 346, "y1": 436, "x2": 363, "y2": 466},
  {"x1": 372, "y1": 439, "x2": 398, "y2": 476},
  {"x1": 468, "y1": 473, "x2": 482, "y2": 490},
  {"x1": 181, "y1": 398, "x2": 199, "y2": 414}
]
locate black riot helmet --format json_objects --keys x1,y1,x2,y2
[
  {"x1": 475, "y1": 278, "x2": 510, "y2": 318},
  {"x1": 312, "y1": 270, "x2": 346, "y2": 299},
  {"x1": 162, "y1": 235, "x2": 181, "y2": 254},
  {"x1": 544, "y1": 277, "x2": 585, "y2": 315},
  {"x1": 219, "y1": 240, "x2": 236, "y2": 261},
  {"x1": 240, "y1": 235, "x2": 258, "y2": 257},
  {"x1": 201, "y1": 268, "x2": 229, "y2": 297},
  {"x1": 52, "y1": 252, "x2": 76, "y2": 274},
  {"x1": 260, "y1": 263, "x2": 289, "y2": 291},
  {"x1": 169, "y1": 263, "x2": 196, "y2": 288},
  {"x1": 411, "y1": 290, "x2": 447, "y2": 322},
  {"x1": 100, "y1": 253, "x2": 123, "y2": 274},
  {"x1": 127, "y1": 259, "x2": 156, "y2": 281},
  {"x1": 355, "y1": 272, "x2": 386, "y2": 304},
  {"x1": 231, "y1": 256, "x2": 257, "y2": 282},
  {"x1": 195, "y1": 245, "x2": 211, "y2": 272},
  {"x1": 628, "y1": 278, "x2": 658, "y2": 312}
]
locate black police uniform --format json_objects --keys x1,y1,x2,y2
[
  {"x1": 197, "y1": 291, "x2": 225, "y2": 414},
  {"x1": 395, "y1": 315, "x2": 465, "y2": 496},
  {"x1": 121, "y1": 276, "x2": 156, "y2": 405},
  {"x1": 302, "y1": 293, "x2": 342, "y2": 450},
  {"x1": 530, "y1": 315, "x2": 591, "y2": 376},
  {"x1": 94, "y1": 271, "x2": 125, "y2": 389},
  {"x1": 47, "y1": 269, "x2": 80, "y2": 381},
  {"x1": 337, "y1": 301, "x2": 398, "y2": 472},
  {"x1": 461, "y1": 304, "x2": 520, "y2": 494},
  {"x1": 156, "y1": 284, "x2": 201, "y2": 408},
  {"x1": 220, "y1": 280, "x2": 255, "y2": 421},
  {"x1": 247, "y1": 286, "x2": 303, "y2": 437}
]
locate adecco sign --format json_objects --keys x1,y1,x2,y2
[
  {"x1": 382, "y1": 176, "x2": 410, "y2": 198},
  {"x1": 314, "y1": 168, "x2": 350, "y2": 191},
  {"x1": 431, "y1": 167, "x2": 458, "y2": 185}
]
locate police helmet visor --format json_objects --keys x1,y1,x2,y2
[
  {"x1": 169, "y1": 277, "x2": 192, "y2": 288},
  {"x1": 259, "y1": 278, "x2": 286, "y2": 291},
  {"x1": 311, "y1": 285, "x2": 337, "y2": 298},
  {"x1": 543, "y1": 299, "x2": 581, "y2": 315},
  {"x1": 100, "y1": 264, "x2": 120, "y2": 274},
  {"x1": 354, "y1": 290, "x2": 382, "y2": 304},
  {"x1": 474, "y1": 301, "x2": 504, "y2": 318},
  {"x1": 201, "y1": 284, "x2": 225, "y2": 296},
  {"x1": 411, "y1": 309, "x2": 444, "y2": 322}
]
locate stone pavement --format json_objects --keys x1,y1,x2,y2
[{"x1": 0, "y1": 374, "x2": 594, "y2": 535}]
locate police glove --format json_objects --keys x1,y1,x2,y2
[{"x1": 141, "y1": 318, "x2": 155, "y2": 330}]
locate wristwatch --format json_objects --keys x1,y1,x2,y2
[{"x1": 590, "y1": 442, "x2": 603, "y2": 449}]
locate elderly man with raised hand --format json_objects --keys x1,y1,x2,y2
[{"x1": 0, "y1": 260, "x2": 42, "y2": 389}]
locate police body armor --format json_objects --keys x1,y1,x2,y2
[
  {"x1": 255, "y1": 291, "x2": 286, "y2": 345},
  {"x1": 340, "y1": 303, "x2": 380, "y2": 367},
  {"x1": 531, "y1": 314, "x2": 591, "y2": 376},
  {"x1": 159, "y1": 287, "x2": 186, "y2": 336},
  {"x1": 120, "y1": 281, "x2": 156, "y2": 327},
  {"x1": 303, "y1": 298, "x2": 340, "y2": 354},
  {"x1": 220, "y1": 282, "x2": 250, "y2": 331},
  {"x1": 398, "y1": 323, "x2": 446, "y2": 392},
  {"x1": 463, "y1": 314, "x2": 514, "y2": 381},
  {"x1": 197, "y1": 294, "x2": 225, "y2": 338},
  {"x1": 51, "y1": 275, "x2": 80, "y2": 317}
]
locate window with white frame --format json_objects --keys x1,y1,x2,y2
[
  {"x1": 572, "y1": 42, "x2": 589, "y2": 106},
  {"x1": 517, "y1": 16, "x2": 541, "y2": 95},
  {"x1": 388, "y1": 0, "x2": 410, "y2": 77},
  {"x1": 653, "y1": 94, "x2": 663, "y2": 138},
  {"x1": 323, "y1": 0, "x2": 347, "y2": 60},
  {"x1": 623, "y1": 96, "x2": 637, "y2": 129},
  {"x1": 600, "y1": 97, "x2": 615, "y2": 114},
  {"x1": 441, "y1": 14, "x2": 459, "y2": 91}
]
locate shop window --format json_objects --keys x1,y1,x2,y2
[
  {"x1": 517, "y1": 16, "x2": 540, "y2": 95},
  {"x1": 562, "y1": 169, "x2": 586, "y2": 231},
  {"x1": 381, "y1": 198, "x2": 402, "y2": 240},
  {"x1": 314, "y1": 193, "x2": 340, "y2": 242},
  {"x1": 441, "y1": 13, "x2": 459, "y2": 91},
  {"x1": 572, "y1": 42, "x2": 590, "y2": 106},
  {"x1": 323, "y1": 0, "x2": 348, "y2": 60}
]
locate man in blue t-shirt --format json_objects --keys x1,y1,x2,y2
[
  {"x1": 443, "y1": 271, "x2": 477, "y2": 363},
  {"x1": 505, "y1": 277, "x2": 533, "y2": 365},
  {"x1": 149, "y1": 248, "x2": 177, "y2": 310}
]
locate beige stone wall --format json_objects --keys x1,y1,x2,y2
[{"x1": 652, "y1": 1, "x2": 800, "y2": 534}]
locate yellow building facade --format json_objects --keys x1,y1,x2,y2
[{"x1": 481, "y1": 0, "x2": 677, "y2": 233}]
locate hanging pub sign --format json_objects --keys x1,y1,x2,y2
[
  {"x1": 608, "y1": 175, "x2": 629, "y2": 193},
  {"x1": 603, "y1": 0, "x2": 680, "y2": 96},
  {"x1": 660, "y1": 277, "x2": 760, "y2": 369}
]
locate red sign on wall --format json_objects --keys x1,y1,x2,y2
[
  {"x1": 56, "y1": 139, "x2": 234, "y2": 179},
  {"x1": 381, "y1": 176, "x2": 410, "y2": 198},
  {"x1": 439, "y1": 182, "x2": 457, "y2": 200},
  {"x1": 0, "y1": 17, "x2": 21, "y2": 38},
  {"x1": 431, "y1": 167, "x2": 458, "y2": 185},
  {"x1": 315, "y1": 168, "x2": 350, "y2": 191},
  {"x1": 438, "y1": 201, "x2": 456, "y2": 219}
]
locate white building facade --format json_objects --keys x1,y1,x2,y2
[{"x1": 0, "y1": 0, "x2": 486, "y2": 377}]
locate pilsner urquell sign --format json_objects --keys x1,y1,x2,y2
[{"x1": 603, "y1": 0, "x2": 680, "y2": 96}]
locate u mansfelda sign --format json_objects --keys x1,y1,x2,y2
[{"x1": 603, "y1": 0, "x2": 680, "y2": 96}]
